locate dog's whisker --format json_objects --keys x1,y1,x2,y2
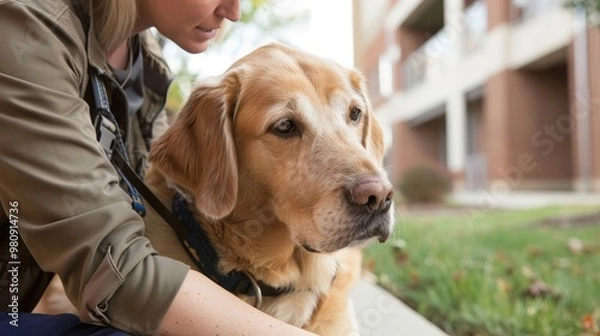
[{"x1": 394, "y1": 205, "x2": 404, "y2": 222}]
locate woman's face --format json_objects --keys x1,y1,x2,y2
[{"x1": 139, "y1": 0, "x2": 241, "y2": 53}]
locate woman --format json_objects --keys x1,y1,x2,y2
[{"x1": 0, "y1": 0, "x2": 316, "y2": 335}]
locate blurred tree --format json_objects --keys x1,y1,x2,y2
[
  {"x1": 564, "y1": 0, "x2": 600, "y2": 13},
  {"x1": 165, "y1": 57, "x2": 197, "y2": 123},
  {"x1": 214, "y1": 0, "x2": 309, "y2": 53}
]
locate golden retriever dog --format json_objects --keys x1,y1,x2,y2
[{"x1": 36, "y1": 43, "x2": 395, "y2": 335}]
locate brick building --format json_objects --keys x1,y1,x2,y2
[{"x1": 353, "y1": 0, "x2": 600, "y2": 192}]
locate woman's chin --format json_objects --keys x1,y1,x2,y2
[{"x1": 180, "y1": 41, "x2": 211, "y2": 54}]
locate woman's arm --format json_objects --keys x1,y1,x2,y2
[
  {"x1": 156, "y1": 270, "x2": 317, "y2": 336},
  {"x1": 0, "y1": 3, "x2": 177, "y2": 334}
]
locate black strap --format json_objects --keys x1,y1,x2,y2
[
  {"x1": 172, "y1": 193, "x2": 293, "y2": 299},
  {"x1": 111, "y1": 150, "x2": 189, "y2": 243},
  {"x1": 88, "y1": 67, "x2": 147, "y2": 216}
]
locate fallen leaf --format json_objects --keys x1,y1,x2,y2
[
  {"x1": 553, "y1": 258, "x2": 572, "y2": 269},
  {"x1": 571, "y1": 263, "x2": 583, "y2": 275},
  {"x1": 452, "y1": 271, "x2": 464, "y2": 282},
  {"x1": 521, "y1": 266, "x2": 535, "y2": 279},
  {"x1": 527, "y1": 246, "x2": 543, "y2": 257},
  {"x1": 496, "y1": 278, "x2": 511, "y2": 294},
  {"x1": 393, "y1": 251, "x2": 410, "y2": 265},
  {"x1": 582, "y1": 313, "x2": 595, "y2": 330},
  {"x1": 521, "y1": 279, "x2": 561, "y2": 300},
  {"x1": 379, "y1": 273, "x2": 392, "y2": 287},
  {"x1": 581, "y1": 310, "x2": 600, "y2": 333},
  {"x1": 409, "y1": 271, "x2": 421, "y2": 286},
  {"x1": 568, "y1": 238, "x2": 585, "y2": 254},
  {"x1": 584, "y1": 245, "x2": 597, "y2": 254},
  {"x1": 495, "y1": 250, "x2": 510, "y2": 263},
  {"x1": 526, "y1": 303, "x2": 539, "y2": 316},
  {"x1": 365, "y1": 259, "x2": 376, "y2": 272}
]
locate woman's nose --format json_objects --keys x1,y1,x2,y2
[{"x1": 216, "y1": 0, "x2": 241, "y2": 22}]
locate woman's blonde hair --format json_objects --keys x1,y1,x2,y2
[{"x1": 93, "y1": 0, "x2": 138, "y2": 53}]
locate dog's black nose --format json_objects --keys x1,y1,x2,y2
[{"x1": 348, "y1": 176, "x2": 394, "y2": 213}]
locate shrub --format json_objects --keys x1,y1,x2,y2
[{"x1": 398, "y1": 166, "x2": 452, "y2": 204}]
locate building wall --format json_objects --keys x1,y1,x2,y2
[
  {"x1": 568, "y1": 25, "x2": 600, "y2": 191},
  {"x1": 484, "y1": 71, "x2": 512, "y2": 184},
  {"x1": 391, "y1": 118, "x2": 447, "y2": 184},
  {"x1": 515, "y1": 67, "x2": 572, "y2": 187},
  {"x1": 587, "y1": 26, "x2": 600, "y2": 189},
  {"x1": 355, "y1": 0, "x2": 600, "y2": 192},
  {"x1": 486, "y1": 67, "x2": 572, "y2": 190}
]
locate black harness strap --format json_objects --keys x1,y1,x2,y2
[
  {"x1": 111, "y1": 151, "x2": 188, "y2": 242},
  {"x1": 89, "y1": 67, "x2": 146, "y2": 217},
  {"x1": 171, "y1": 194, "x2": 293, "y2": 298}
]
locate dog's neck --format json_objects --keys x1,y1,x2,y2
[{"x1": 144, "y1": 166, "x2": 339, "y2": 292}]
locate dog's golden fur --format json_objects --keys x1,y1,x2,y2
[{"x1": 35, "y1": 43, "x2": 394, "y2": 335}]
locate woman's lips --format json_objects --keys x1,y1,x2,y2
[{"x1": 194, "y1": 26, "x2": 218, "y2": 40}]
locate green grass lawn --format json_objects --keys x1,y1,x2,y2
[{"x1": 363, "y1": 205, "x2": 600, "y2": 336}]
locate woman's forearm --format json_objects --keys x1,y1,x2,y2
[{"x1": 155, "y1": 270, "x2": 317, "y2": 336}]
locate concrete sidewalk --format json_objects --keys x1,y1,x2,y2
[
  {"x1": 451, "y1": 190, "x2": 600, "y2": 209},
  {"x1": 350, "y1": 279, "x2": 448, "y2": 336}
]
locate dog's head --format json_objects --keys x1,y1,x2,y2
[{"x1": 150, "y1": 43, "x2": 394, "y2": 253}]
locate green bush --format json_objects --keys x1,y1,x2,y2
[{"x1": 398, "y1": 166, "x2": 452, "y2": 204}]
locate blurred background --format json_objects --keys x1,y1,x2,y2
[
  {"x1": 360, "y1": 0, "x2": 600, "y2": 204},
  {"x1": 160, "y1": 1, "x2": 600, "y2": 335}
]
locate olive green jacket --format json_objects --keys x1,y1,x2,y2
[{"x1": 0, "y1": 0, "x2": 189, "y2": 334}]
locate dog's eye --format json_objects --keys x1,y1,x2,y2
[
  {"x1": 270, "y1": 119, "x2": 298, "y2": 137},
  {"x1": 350, "y1": 107, "x2": 362, "y2": 122}
]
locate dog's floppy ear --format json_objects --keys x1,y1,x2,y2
[
  {"x1": 149, "y1": 73, "x2": 240, "y2": 219},
  {"x1": 349, "y1": 70, "x2": 386, "y2": 162}
]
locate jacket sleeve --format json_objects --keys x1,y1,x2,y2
[{"x1": 0, "y1": 3, "x2": 189, "y2": 334}]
